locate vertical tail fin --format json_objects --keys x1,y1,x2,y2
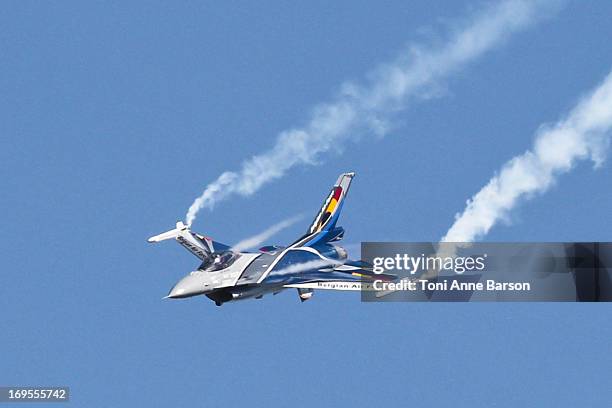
[{"x1": 292, "y1": 172, "x2": 355, "y2": 247}]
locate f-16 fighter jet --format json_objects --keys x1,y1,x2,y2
[{"x1": 148, "y1": 172, "x2": 393, "y2": 306}]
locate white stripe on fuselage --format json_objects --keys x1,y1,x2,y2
[
  {"x1": 256, "y1": 246, "x2": 339, "y2": 284},
  {"x1": 284, "y1": 281, "x2": 376, "y2": 291},
  {"x1": 229, "y1": 253, "x2": 262, "y2": 287}
]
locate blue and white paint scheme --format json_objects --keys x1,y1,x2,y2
[{"x1": 148, "y1": 172, "x2": 394, "y2": 306}]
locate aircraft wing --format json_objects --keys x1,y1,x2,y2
[
  {"x1": 265, "y1": 262, "x2": 396, "y2": 286},
  {"x1": 147, "y1": 221, "x2": 231, "y2": 260}
]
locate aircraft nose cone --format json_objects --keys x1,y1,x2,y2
[{"x1": 165, "y1": 275, "x2": 204, "y2": 299}]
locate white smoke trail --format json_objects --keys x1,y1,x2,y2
[
  {"x1": 442, "y1": 70, "x2": 612, "y2": 242},
  {"x1": 231, "y1": 214, "x2": 303, "y2": 252},
  {"x1": 186, "y1": 0, "x2": 561, "y2": 226},
  {"x1": 270, "y1": 259, "x2": 342, "y2": 277}
]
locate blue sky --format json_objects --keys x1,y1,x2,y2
[{"x1": 2, "y1": 1, "x2": 612, "y2": 406}]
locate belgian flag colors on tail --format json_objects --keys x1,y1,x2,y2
[{"x1": 292, "y1": 172, "x2": 355, "y2": 247}]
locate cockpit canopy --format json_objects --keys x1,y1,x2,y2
[{"x1": 198, "y1": 251, "x2": 239, "y2": 272}]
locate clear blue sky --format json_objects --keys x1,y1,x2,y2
[{"x1": 2, "y1": 1, "x2": 612, "y2": 406}]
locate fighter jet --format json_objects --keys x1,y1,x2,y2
[{"x1": 148, "y1": 172, "x2": 393, "y2": 306}]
